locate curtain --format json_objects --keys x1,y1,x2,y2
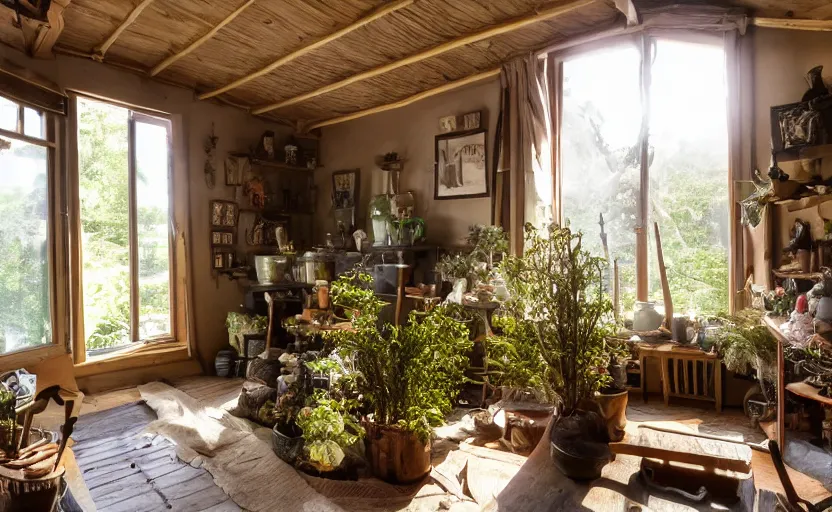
[{"x1": 496, "y1": 53, "x2": 552, "y2": 254}]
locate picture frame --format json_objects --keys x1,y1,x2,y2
[
  {"x1": 211, "y1": 231, "x2": 234, "y2": 246},
  {"x1": 225, "y1": 155, "x2": 249, "y2": 186},
  {"x1": 210, "y1": 200, "x2": 238, "y2": 227},
  {"x1": 332, "y1": 169, "x2": 360, "y2": 210},
  {"x1": 434, "y1": 129, "x2": 488, "y2": 200}
]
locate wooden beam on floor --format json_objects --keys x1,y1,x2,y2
[
  {"x1": 92, "y1": 0, "x2": 157, "y2": 61},
  {"x1": 198, "y1": 0, "x2": 414, "y2": 100},
  {"x1": 750, "y1": 17, "x2": 832, "y2": 32},
  {"x1": 252, "y1": 0, "x2": 595, "y2": 115},
  {"x1": 306, "y1": 68, "x2": 500, "y2": 130},
  {"x1": 30, "y1": 0, "x2": 72, "y2": 58},
  {"x1": 150, "y1": 0, "x2": 255, "y2": 76}
]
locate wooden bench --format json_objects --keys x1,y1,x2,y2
[{"x1": 637, "y1": 342, "x2": 723, "y2": 412}]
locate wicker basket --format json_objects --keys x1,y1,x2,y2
[{"x1": 271, "y1": 425, "x2": 304, "y2": 465}]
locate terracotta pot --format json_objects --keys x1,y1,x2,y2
[
  {"x1": 596, "y1": 389, "x2": 628, "y2": 442},
  {"x1": 363, "y1": 423, "x2": 430, "y2": 484}
]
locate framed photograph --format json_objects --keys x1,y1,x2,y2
[
  {"x1": 439, "y1": 115, "x2": 457, "y2": 133},
  {"x1": 223, "y1": 232, "x2": 233, "y2": 245},
  {"x1": 211, "y1": 231, "x2": 234, "y2": 246},
  {"x1": 210, "y1": 200, "x2": 238, "y2": 227},
  {"x1": 225, "y1": 156, "x2": 249, "y2": 186},
  {"x1": 213, "y1": 252, "x2": 225, "y2": 269},
  {"x1": 463, "y1": 111, "x2": 481, "y2": 130},
  {"x1": 332, "y1": 169, "x2": 360, "y2": 209},
  {"x1": 434, "y1": 129, "x2": 488, "y2": 200}
]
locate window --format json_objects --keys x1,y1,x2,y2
[
  {"x1": 0, "y1": 96, "x2": 52, "y2": 354},
  {"x1": 76, "y1": 97, "x2": 173, "y2": 355},
  {"x1": 559, "y1": 37, "x2": 730, "y2": 316}
]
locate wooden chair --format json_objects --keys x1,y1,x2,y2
[{"x1": 768, "y1": 440, "x2": 832, "y2": 512}]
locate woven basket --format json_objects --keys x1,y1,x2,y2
[{"x1": 271, "y1": 426, "x2": 304, "y2": 465}]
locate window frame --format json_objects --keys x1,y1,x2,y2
[
  {"x1": 69, "y1": 93, "x2": 184, "y2": 364},
  {"x1": 550, "y1": 31, "x2": 737, "y2": 313},
  {"x1": 0, "y1": 94, "x2": 69, "y2": 360}
]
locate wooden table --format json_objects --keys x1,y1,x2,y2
[{"x1": 636, "y1": 342, "x2": 723, "y2": 412}]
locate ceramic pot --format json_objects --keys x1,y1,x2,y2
[
  {"x1": 548, "y1": 412, "x2": 611, "y2": 481},
  {"x1": 596, "y1": 389, "x2": 628, "y2": 442},
  {"x1": 371, "y1": 218, "x2": 388, "y2": 246},
  {"x1": 364, "y1": 423, "x2": 430, "y2": 484},
  {"x1": 816, "y1": 297, "x2": 832, "y2": 323},
  {"x1": 633, "y1": 301, "x2": 663, "y2": 331}
]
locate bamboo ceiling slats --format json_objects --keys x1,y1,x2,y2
[{"x1": 0, "y1": 0, "x2": 828, "y2": 127}]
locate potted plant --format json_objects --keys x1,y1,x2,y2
[
  {"x1": 326, "y1": 271, "x2": 472, "y2": 483},
  {"x1": 296, "y1": 390, "x2": 364, "y2": 477},
  {"x1": 467, "y1": 224, "x2": 509, "y2": 269},
  {"x1": 226, "y1": 312, "x2": 267, "y2": 356},
  {"x1": 271, "y1": 383, "x2": 305, "y2": 465},
  {"x1": 499, "y1": 223, "x2": 618, "y2": 480}
]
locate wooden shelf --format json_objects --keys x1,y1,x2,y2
[
  {"x1": 250, "y1": 158, "x2": 319, "y2": 172},
  {"x1": 786, "y1": 382, "x2": 832, "y2": 407},
  {"x1": 771, "y1": 269, "x2": 824, "y2": 281},
  {"x1": 239, "y1": 207, "x2": 312, "y2": 215}
]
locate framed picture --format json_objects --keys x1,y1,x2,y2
[
  {"x1": 210, "y1": 200, "x2": 238, "y2": 227},
  {"x1": 211, "y1": 231, "x2": 234, "y2": 246},
  {"x1": 434, "y1": 129, "x2": 488, "y2": 200},
  {"x1": 225, "y1": 156, "x2": 250, "y2": 186},
  {"x1": 332, "y1": 169, "x2": 360, "y2": 209}
]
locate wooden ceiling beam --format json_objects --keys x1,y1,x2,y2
[
  {"x1": 92, "y1": 0, "x2": 157, "y2": 61},
  {"x1": 306, "y1": 68, "x2": 500, "y2": 130},
  {"x1": 252, "y1": 0, "x2": 595, "y2": 115},
  {"x1": 30, "y1": 0, "x2": 72, "y2": 58},
  {"x1": 198, "y1": 0, "x2": 414, "y2": 100},
  {"x1": 150, "y1": 0, "x2": 255, "y2": 76},
  {"x1": 750, "y1": 17, "x2": 832, "y2": 32}
]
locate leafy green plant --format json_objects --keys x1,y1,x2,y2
[
  {"x1": 715, "y1": 309, "x2": 777, "y2": 382},
  {"x1": 0, "y1": 387, "x2": 15, "y2": 455},
  {"x1": 435, "y1": 252, "x2": 476, "y2": 281},
  {"x1": 226, "y1": 312, "x2": 268, "y2": 354},
  {"x1": 296, "y1": 390, "x2": 364, "y2": 470},
  {"x1": 467, "y1": 224, "x2": 509, "y2": 265},
  {"x1": 489, "y1": 314, "x2": 548, "y2": 393},
  {"x1": 498, "y1": 223, "x2": 615, "y2": 414},
  {"x1": 326, "y1": 272, "x2": 472, "y2": 441}
]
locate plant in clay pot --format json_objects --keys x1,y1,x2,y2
[
  {"x1": 498, "y1": 223, "x2": 619, "y2": 480},
  {"x1": 296, "y1": 390, "x2": 364, "y2": 477},
  {"x1": 325, "y1": 271, "x2": 472, "y2": 483}
]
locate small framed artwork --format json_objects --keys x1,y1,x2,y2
[
  {"x1": 225, "y1": 156, "x2": 250, "y2": 186},
  {"x1": 439, "y1": 115, "x2": 457, "y2": 133},
  {"x1": 213, "y1": 252, "x2": 225, "y2": 269},
  {"x1": 435, "y1": 129, "x2": 488, "y2": 200},
  {"x1": 332, "y1": 169, "x2": 360, "y2": 210},
  {"x1": 463, "y1": 111, "x2": 481, "y2": 130},
  {"x1": 212, "y1": 231, "x2": 234, "y2": 245},
  {"x1": 210, "y1": 200, "x2": 238, "y2": 227}
]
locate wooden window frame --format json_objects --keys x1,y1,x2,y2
[
  {"x1": 69, "y1": 93, "x2": 188, "y2": 365},
  {"x1": 551, "y1": 32, "x2": 738, "y2": 313},
  {"x1": 0, "y1": 95, "x2": 70, "y2": 364}
]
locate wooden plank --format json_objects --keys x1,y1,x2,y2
[
  {"x1": 715, "y1": 356, "x2": 723, "y2": 412},
  {"x1": 75, "y1": 358, "x2": 201, "y2": 394},
  {"x1": 306, "y1": 68, "x2": 500, "y2": 130},
  {"x1": 654, "y1": 222, "x2": 673, "y2": 329},
  {"x1": 92, "y1": 0, "x2": 157, "y2": 60},
  {"x1": 199, "y1": 0, "x2": 414, "y2": 99},
  {"x1": 673, "y1": 359, "x2": 680, "y2": 396},
  {"x1": 682, "y1": 359, "x2": 689, "y2": 395},
  {"x1": 751, "y1": 17, "x2": 832, "y2": 32},
  {"x1": 610, "y1": 428, "x2": 752, "y2": 474},
  {"x1": 167, "y1": 483, "x2": 238, "y2": 511},
  {"x1": 660, "y1": 356, "x2": 670, "y2": 406},
  {"x1": 693, "y1": 360, "x2": 699, "y2": 396},
  {"x1": 252, "y1": 0, "x2": 594, "y2": 114},
  {"x1": 150, "y1": 0, "x2": 255, "y2": 76}
]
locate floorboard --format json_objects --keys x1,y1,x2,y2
[{"x1": 73, "y1": 400, "x2": 241, "y2": 512}]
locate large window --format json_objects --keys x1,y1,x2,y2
[
  {"x1": 77, "y1": 97, "x2": 172, "y2": 354},
  {"x1": 560, "y1": 37, "x2": 730, "y2": 316},
  {"x1": 0, "y1": 96, "x2": 51, "y2": 354}
]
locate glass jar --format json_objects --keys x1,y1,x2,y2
[{"x1": 314, "y1": 280, "x2": 329, "y2": 309}]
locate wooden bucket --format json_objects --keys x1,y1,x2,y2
[
  {"x1": 0, "y1": 465, "x2": 64, "y2": 512},
  {"x1": 364, "y1": 423, "x2": 430, "y2": 484}
]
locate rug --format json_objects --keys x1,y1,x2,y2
[{"x1": 72, "y1": 401, "x2": 241, "y2": 511}]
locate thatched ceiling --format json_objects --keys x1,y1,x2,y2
[{"x1": 0, "y1": 0, "x2": 829, "y2": 127}]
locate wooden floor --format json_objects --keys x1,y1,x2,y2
[
  {"x1": 72, "y1": 401, "x2": 241, "y2": 512},
  {"x1": 52, "y1": 378, "x2": 831, "y2": 511}
]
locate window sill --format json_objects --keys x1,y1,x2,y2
[
  {"x1": 74, "y1": 341, "x2": 190, "y2": 378},
  {"x1": 0, "y1": 344, "x2": 68, "y2": 371}
]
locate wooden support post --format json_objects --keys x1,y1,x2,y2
[
  {"x1": 252, "y1": 0, "x2": 594, "y2": 114},
  {"x1": 654, "y1": 222, "x2": 673, "y2": 329},
  {"x1": 150, "y1": 0, "x2": 255, "y2": 76},
  {"x1": 199, "y1": 0, "x2": 414, "y2": 100},
  {"x1": 30, "y1": 0, "x2": 72, "y2": 58},
  {"x1": 93, "y1": 0, "x2": 157, "y2": 61}
]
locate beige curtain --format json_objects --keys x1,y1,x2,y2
[{"x1": 496, "y1": 53, "x2": 552, "y2": 254}]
